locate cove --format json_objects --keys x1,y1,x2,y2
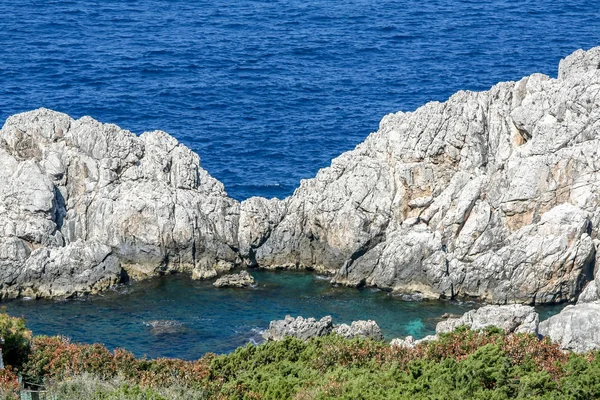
[{"x1": 2, "y1": 270, "x2": 564, "y2": 360}]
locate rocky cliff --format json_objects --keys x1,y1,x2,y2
[
  {"x1": 1, "y1": 46, "x2": 599, "y2": 302},
  {"x1": 0, "y1": 111, "x2": 240, "y2": 298},
  {"x1": 239, "y1": 46, "x2": 600, "y2": 304}
]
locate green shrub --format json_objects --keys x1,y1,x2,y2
[
  {"x1": 0, "y1": 309, "x2": 32, "y2": 369},
  {"x1": 7, "y1": 308, "x2": 600, "y2": 399}
]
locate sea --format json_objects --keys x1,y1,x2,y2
[{"x1": 0, "y1": 0, "x2": 596, "y2": 358}]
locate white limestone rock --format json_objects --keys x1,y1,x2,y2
[
  {"x1": 333, "y1": 320, "x2": 384, "y2": 340},
  {"x1": 436, "y1": 305, "x2": 539, "y2": 335},
  {"x1": 539, "y1": 303, "x2": 600, "y2": 353},
  {"x1": 263, "y1": 316, "x2": 334, "y2": 341},
  {"x1": 213, "y1": 270, "x2": 255, "y2": 288},
  {"x1": 390, "y1": 336, "x2": 416, "y2": 349},
  {"x1": 0, "y1": 108, "x2": 240, "y2": 298},
  {"x1": 239, "y1": 46, "x2": 600, "y2": 304},
  {"x1": 1, "y1": 241, "x2": 121, "y2": 299}
]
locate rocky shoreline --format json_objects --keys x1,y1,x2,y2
[
  {"x1": 263, "y1": 302, "x2": 594, "y2": 353},
  {"x1": 1, "y1": 47, "x2": 600, "y2": 346}
]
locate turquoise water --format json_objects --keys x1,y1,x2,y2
[
  {"x1": 3, "y1": 270, "x2": 564, "y2": 360},
  {"x1": 4, "y1": 270, "x2": 479, "y2": 360}
]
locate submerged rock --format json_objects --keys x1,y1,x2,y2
[
  {"x1": 436, "y1": 305, "x2": 539, "y2": 335},
  {"x1": 333, "y1": 320, "x2": 384, "y2": 340},
  {"x1": 263, "y1": 316, "x2": 334, "y2": 341},
  {"x1": 144, "y1": 320, "x2": 187, "y2": 336},
  {"x1": 213, "y1": 271, "x2": 255, "y2": 288}
]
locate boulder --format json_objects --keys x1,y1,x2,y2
[
  {"x1": 539, "y1": 303, "x2": 600, "y2": 353},
  {"x1": 213, "y1": 270, "x2": 255, "y2": 288},
  {"x1": 263, "y1": 316, "x2": 333, "y2": 341},
  {"x1": 390, "y1": 336, "x2": 416, "y2": 349},
  {"x1": 333, "y1": 320, "x2": 384, "y2": 340},
  {"x1": 391, "y1": 334, "x2": 439, "y2": 348},
  {"x1": 436, "y1": 305, "x2": 539, "y2": 335}
]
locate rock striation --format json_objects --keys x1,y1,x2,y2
[{"x1": 1, "y1": 47, "x2": 600, "y2": 302}]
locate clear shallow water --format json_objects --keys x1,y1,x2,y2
[
  {"x1": 1, "y1": 1, "x2": 599, "y2": 200},
  {"x1": 4, "y1": 270, "x2": 481, "y2": 360},
  {"x1": 3, "y1": 271, "x2": 565, "y2": 360}
]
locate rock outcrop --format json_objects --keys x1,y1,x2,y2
[
  {"x1": 390, "y1": 335, "x2": 438, "y2": 349},
  {"x1": 213, "y1": 271, "x2": 255, "y2": 288},
  {"x1": 263, "y1": 316, "x2": 384, "y2": 341},
  {"x1": 0, "y1": 109, "x2": 239, "y2": 298},
  {"x1": 539, "y1": 303, "x2": 600, "y2": 353},
  {"x1": 263, "y1": 316, "x2": 334, "y2": 341},
  {"x1": 435, "y1": 304, "x2": 539, "y2": 335},
  {"x1": 2, "y1": 46, "x2": 600, "y2": 302},
  {"x1": 332, "y1": 320, "x2": 384, "y2": 340},
  {"x1": 238, "y1": 46, "x2": 600, "y2": 304}
]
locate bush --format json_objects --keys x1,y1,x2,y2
[
  {"x1": 6, "y1": 309, "x2": 600, "y2": 399},
  {"x1": 0, "y1": 309, "x2": 32, "y2": 369}
]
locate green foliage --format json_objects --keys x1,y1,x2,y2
[
  {"x1": 5, "y1": 309, "x2": 600, "y2": 399},
  {"x1": 0, "y1": 309, "x2": 32, "y2": 369}
]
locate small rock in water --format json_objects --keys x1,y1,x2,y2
[
  {"x1": 144, "y1": 320, "x2": 186, "y2": 335},
  {"x1": 213, "y1": 271, "x2": 255, "y2": 288},
  {"x1": 440, "y1": 313, "x2": 461, "y2": 320}
]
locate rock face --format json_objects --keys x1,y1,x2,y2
[
  {"x1": 238, "y1": 46, "x2": 600, "y2": 304},
  {"x1": 263, "y1": 316, "x2": 334, "y2": 341},
  {"x1": 332, "y1": 320, "x2": 384, "y2": 340},
  {"x1": 0, "y1": 109, "x2": 239, "y2": 298},
  {"x1": 436, "y1": 304, "x2": 539, "y2": 335},
  {"x1": 213, "y1": 271, "x2": 255, "y2": 288},
  {"x1": 539, "y1": 303, "x2": 600, "y2": 353},
  {"x1": 2, "y1": 46, "x2": 600, "y2": 302}
]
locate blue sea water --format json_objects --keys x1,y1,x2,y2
[{"x1": 1, "y1": 0, "x2": 599, "y2": 200}]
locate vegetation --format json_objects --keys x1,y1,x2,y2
[{"x1": 0, "y1": 313, "x2": 600, "y2": 399}]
